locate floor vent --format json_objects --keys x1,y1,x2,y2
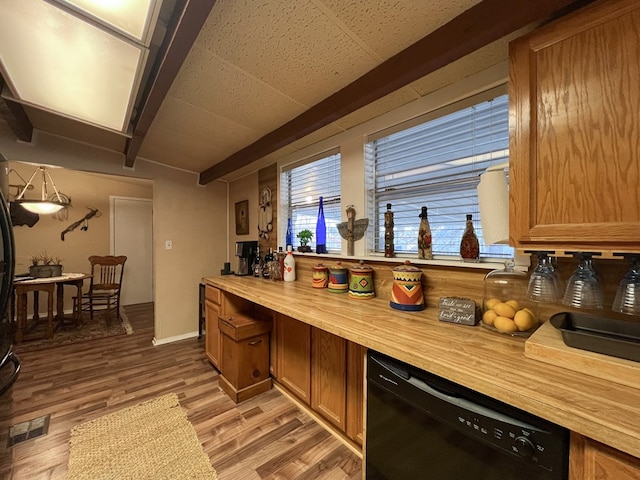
[{"x1": 7, "y1": 414, "x2": 50, "y2": 448}]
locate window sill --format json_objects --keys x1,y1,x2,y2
[{"x1": 291, "y1": 251, "x2": 530, "y2": 272}]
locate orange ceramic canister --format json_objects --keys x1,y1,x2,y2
[
  {"x1": 391, "y1": 261, "x2": 425, "y2": 311},
  {"x1": 312, "y1": 263, "x2": 329, "y2": 288},
  {"x1": 349, "y1": 261, "x2": 375, "y2": 300}
]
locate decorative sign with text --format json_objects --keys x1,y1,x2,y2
[{"x1": 438, "y1": 297, "x2": 478, "y2": 326}]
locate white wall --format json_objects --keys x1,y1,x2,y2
[{"x1": 228, "y1": 173, "x2": 259, "y2": 271}]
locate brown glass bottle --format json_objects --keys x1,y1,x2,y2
[
  {"x1": 384, "y1": 203, "x2": 395, "y2": 258},
  {"x1": 418, "y1": 206, "x2": 433, "y2": 260},
  {"x1": 460, "y1": 214, "x2": 479, "y2": 262}
]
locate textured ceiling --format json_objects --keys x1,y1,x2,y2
[
  {"x1": 1, "y1": 0, "x2": 556, "y2": 182},
  {"x1": 140, "y1": 0, "x2": 487, "y2": 176}
]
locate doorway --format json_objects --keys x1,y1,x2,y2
[{"x1": 111, "y1": 197, "x2": 153, "y2": 306}]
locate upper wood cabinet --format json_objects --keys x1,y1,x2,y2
[{"x1": 509, "y1": 0, "x2": 640, "y2": 252}]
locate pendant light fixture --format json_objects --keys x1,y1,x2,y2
[{"x1": 14, "y1": 166, "x2": 70, "y2": 215}]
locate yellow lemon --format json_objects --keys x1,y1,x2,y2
[
  {"x1": 505, "y1": 299, "x2": 520, "y2": 311},
  {"x1": 482, "y1": 309, "x2": 498, "y2": 326},
  {"x1": 485, "y1": 298, "x2": 502, "y2": 310},
  {"x1": 493, "y1": 302, "x2": 516, "y2": 319},
  {"x1": 494, "y1": 316, "x2": 518, "y2": 333},
  {"x1": 514, "y1": 309, "x2": 538, "y2": 332}
]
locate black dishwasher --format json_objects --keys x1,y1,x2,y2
[{"x1": 366, "y1": 351, "x2": 569, "y2": 480}]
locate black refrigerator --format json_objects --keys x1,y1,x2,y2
[{"x1": 0, "y1": 186, "x2": 17, "y2": 397}]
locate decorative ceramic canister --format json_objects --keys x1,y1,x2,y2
[
  {"x1": 312, "y1": 263, "x2": 329, "y2": 288},
  {"x1": 349, "y1": 260, "x2": 375, "y2": 300},
  {"x1": 390, "y1": 260, "x2": 425, "y2": 311},
  {"x1": 328, "y1": 261, "x2": 349, "y2": 293}
]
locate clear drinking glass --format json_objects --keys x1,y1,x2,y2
[
  {"x1": 562, "y1": 253, "x2": 604, "y2": 309},
  {"x1": 527, "y1": 252, "x2": 563, "y2": 302},
  {"x1": 612, "y1": 255, "x2": 640, "y2": 315}
]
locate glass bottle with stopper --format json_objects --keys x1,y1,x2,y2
[
  {"x1": 460, "y1": 214, "x2": 479, "y2": 262},
  {"x1": 384, "y1": 203, "x2": 394, "y2": 258},
  {"x1": 418, "y1": 206, "x2": 432, "y2": 260},
  {"x1": 316, "y1": 196, "x2": 327, "y2": 254}
]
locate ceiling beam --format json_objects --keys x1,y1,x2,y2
[
  {"x1": 0, "y1": 76, "x2": 33, "y2": 143},
  {"x1": 125, "y1": 0, "x2": 217, "y2": 168},
  {"x1": 199, "y1": 0, "x2": 592, "y2": 184}
]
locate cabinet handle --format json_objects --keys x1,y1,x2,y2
[{"x1": 248, "y1": 339, "x2": 262, "y2": 346}]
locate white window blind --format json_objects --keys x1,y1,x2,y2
[
  {"x1": 366, "y1": 90, "x2": 513, "y2": 259},
  {"x1": 280, "y1": 152, "x2": 341, "y2": 252}
]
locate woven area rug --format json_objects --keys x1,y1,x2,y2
[
  {"x1": 14, "y1": 308, "x2": 133, "y2": 353},
  {"x1": 66, "y1": 393, "x2": 217, "y2": 480}
]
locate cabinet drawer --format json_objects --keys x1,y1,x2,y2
[{"x1": 205, "y1": 285, "x2": 221, "y2": 305}]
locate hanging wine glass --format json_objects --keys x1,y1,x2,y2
[
  {"x1": 527, "y1": 252, "x2": 563, "y2": 302},
  {"x1": 612, "y1": 254, "x2": 640, "y2": 315},
  {"x1": 562, "y1": 252, "x2": 604, "y2": 309}
]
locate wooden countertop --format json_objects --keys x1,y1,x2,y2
[{"x1": 203, "y1": 275, "x2": 640, "y2": 459}]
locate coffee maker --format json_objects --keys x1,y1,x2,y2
[{"x1": 235, "y1": 241, "x2": 258, "y2": 276}]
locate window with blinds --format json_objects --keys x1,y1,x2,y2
[
  {"x1": 365, "y1": 90, "x2": 513, "y2": 259},
  {"x1": 280, "y1": 152, "x2": 341, "y2": 252}
]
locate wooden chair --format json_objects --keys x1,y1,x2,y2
[{"x1": 75, "y1": 255, "x2": 127, "y2": 326}]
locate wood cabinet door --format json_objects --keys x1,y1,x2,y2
[
  {"x1": 311, "y1": 328, "x2": 346, "y2": 430},
  {"x1": 275, "y1": 313, "x2": 311, "y2": 404},
  {"x1": 570, "y1": 432, "x2": 640, "y2": 480},
  {"x1": 345, "y1": 341, "x2": 365, "y2": 446},
  {"x1": 204, "y1": 299, "x2": 221, "y2": 369},
  {"x1": 509, "y1": 0, "x2": 640, "y2": 251}
]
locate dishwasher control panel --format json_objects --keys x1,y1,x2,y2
[{"x1": 454, "y1": 411, "x2": 555, "y2": 469}]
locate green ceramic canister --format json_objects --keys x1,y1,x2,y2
[
  {"x1": 348, "y1": 260, "x2": 375, "y2": 299},
  {"x1": 328, "y1": 262, "x2": 349, "y2": 293}
]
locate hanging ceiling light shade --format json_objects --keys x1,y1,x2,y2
[{"x1": 14, "y1": 166, "x2": 70, "y2": 215}]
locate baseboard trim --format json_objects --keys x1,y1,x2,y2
[{"x1": 152, "y1": 330, "x2": 199, "y2": 346}]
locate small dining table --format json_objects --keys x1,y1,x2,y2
[{"x1": 13, "y1": 273, "x2": 91, "y2": 343}]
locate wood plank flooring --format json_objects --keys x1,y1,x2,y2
[{"x1": 0, "y1": 303, "x2": 362, "y2": 479}]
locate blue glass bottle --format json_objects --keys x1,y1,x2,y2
[
  {"x1": 316, "y1": 196, "x2": 327, "y2": 254},
  {"x1": 285, "y1": 218, "x2": 293, "y2": 248}
]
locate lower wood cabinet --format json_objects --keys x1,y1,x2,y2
[
  {"x1": 218, "y1": 313, "x2": 272, "y2": 403},
  {"x1": 311, "y1": 329, "x2": 346, "y2": 430},
  {"x1": 570, "y1": 432, "x2": 640, "y2": 480},
  {"x1": 204, "y1": 285, "x2": 264, "y2": 371},
  {"x1": 273, "y1": 313, "x2": 364, "y2": 446},
  {"x1": 274, "y1": 313, "x2": 311, "y2": 404},
  {"x1": 346, "y1": 342, "x2": 366, "y2": 445},
  {"x1": 204, "y1": 285, "x2": 223, "y2": 369}
]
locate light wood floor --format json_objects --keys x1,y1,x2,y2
[{"x1": 0, "y1": 303, "x2": 362, "y2": 479}]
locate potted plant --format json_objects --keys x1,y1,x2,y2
[
  {"x1": 297, "y1": 229, "x2": 313, "y2": 253},
  {"x1": 29, "y1": 252, "x2": 63, "y2": 278}
]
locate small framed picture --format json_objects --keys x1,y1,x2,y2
[{"x1": 235, "y1": 200, "x2": 249, "y2": 235}]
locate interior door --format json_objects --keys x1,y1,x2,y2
[{"x1": 111, "y1": 197, "x2": 153, "y2": 306}]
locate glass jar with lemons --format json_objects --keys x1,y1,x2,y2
[{"x1": 482, "y1": 261, "x2": 539, "y2": 336}]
